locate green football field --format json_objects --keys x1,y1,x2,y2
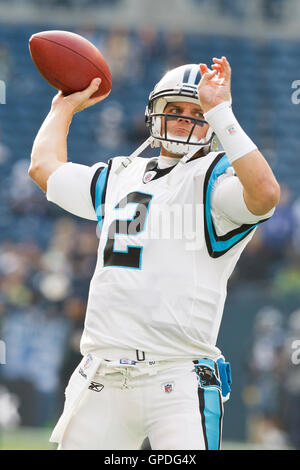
[
  {"x1": 1, "y1": 427, "x2": 56, "y2": 450},
  {"x1": 0, "y1": 427, "x2": 285, "y2": 450}
]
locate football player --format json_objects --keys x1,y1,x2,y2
[{"x1": 29, "y1": 57, "x2": 280, "y2": 450}]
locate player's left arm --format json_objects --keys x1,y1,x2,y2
[
  {"x1": 211, "y1": 169, "x2": 274, "y2": 231},
  {"x1": 198, "y1": 57, "x2": 280, "y2": 216}
]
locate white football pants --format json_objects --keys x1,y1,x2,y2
[{"x1": 51, "y1": 354, "x2": 223, "y2": 450}]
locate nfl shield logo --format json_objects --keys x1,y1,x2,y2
[
  {"x1": 143, "y1": 171, "x2": 156, "y2": 183},
  {"x1": 162, "y1": 382, "x2": 174, "y2": 393},
  {"x1": 83, "y1": 354, "x2": 93, "y2": 369},
  {"x1": 226, "y1": 124, "x2": 236, "y2": 136}
]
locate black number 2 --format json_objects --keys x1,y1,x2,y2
[{"x1": 103, "y1": 191, "x2": 153, "y2": 269}]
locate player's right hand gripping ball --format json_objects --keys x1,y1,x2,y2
[{"x1": 29, "y1": 30, "x2": 112, "y2": 98}]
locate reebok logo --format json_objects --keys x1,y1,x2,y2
[{"x1": 88, "y1": 381, "x2": 104, "y2": 392}]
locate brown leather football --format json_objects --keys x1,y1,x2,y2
[{"x1": 29, "y1": 30, "x2": 112, "y2": 98}]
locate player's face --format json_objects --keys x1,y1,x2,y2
[{"x1": 161, "y1": 101, "x2": 209, "y2": 142}]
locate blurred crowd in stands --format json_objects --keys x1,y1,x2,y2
[
  {"x1": 0, "y1": 0, "x2": 289, "y2": 24},
  {"x1": 242, "y1": 304, "x2": 300, "y2": 449},
  {"x1": 0, "y1": 21, "x2": 300, "y2": 449}
]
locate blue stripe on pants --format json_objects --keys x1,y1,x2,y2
[{"x1": 199, "y1": 387, "x2": 223, "y2": 450}]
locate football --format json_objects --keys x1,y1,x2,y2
[{"x1": 29, "y1": 30, "x2": 112, "y2": 98}]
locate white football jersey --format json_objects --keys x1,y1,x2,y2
[{"x1": 47, "y1": 151, "x2": 272, "y2": 361}]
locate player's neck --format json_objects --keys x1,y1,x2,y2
[
  {"x1": 158, "y1": 154, "x2": 181, "y2": 169},
  {"x1": 160, "y1": 147, "x2": 184, "y2": 159}
]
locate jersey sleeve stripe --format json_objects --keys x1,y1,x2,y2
[
  {"x1": 92, "y1": 160, "x2": 112, "y2": 229},
  {"x1": 91, "y1": 166, "x2": 105, "y2": 210},
  {"x1": 203, "y1": 153, "x2": 263, "y2": 258}
]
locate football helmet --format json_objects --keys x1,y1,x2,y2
[
  {"x1": 115, "y1": 64, "x2": 219, "y2": 175},
  {"x1": 145, "y1": 64, "x2": 216, "y2": 155}
]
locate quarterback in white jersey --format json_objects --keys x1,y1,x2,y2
[{"x1": 29, "y1": 57, "x2": 280, "y2": 450}]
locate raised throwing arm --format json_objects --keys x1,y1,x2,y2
[
  {"x1": 29, "y1": 77, "x2": 107, "y2": 192},
  {"x1": 198, "y1": 57, "x2": 280, "y2": 215}
]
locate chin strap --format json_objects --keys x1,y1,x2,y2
[
  {"x1": 114, "y1": 134, "x2": 221, "y2": 176},
  {"x1": 179, "y1": 146, "x2": 203, "y2": 165},
  {"x1": 178, "y1": 133, "x2": 220, "y2": 165},
  {"x1": 114, "y1": 137, "x2": 154, "y2": 175}
]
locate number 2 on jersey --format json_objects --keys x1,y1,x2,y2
[{"x1": 103, "y1": 191, "x2": 153, "y2": 269}]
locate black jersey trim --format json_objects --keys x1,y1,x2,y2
[{"x1": 142, "y1": 158, "x2": 177, "y2": 183}]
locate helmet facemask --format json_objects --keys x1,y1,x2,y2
[
  {"x1": 150, "y1": 107, "x2": 214, "y2": 156},
  {"x1": 145, "y1": 65, "x2": 216, "y2": 156},
  {"x1": 115, "y1": 64, "x2": 219, "y2": 175}
]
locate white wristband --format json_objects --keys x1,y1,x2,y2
[{"x1": 204, "y1": 101, "x2": 257, "y2": 164}]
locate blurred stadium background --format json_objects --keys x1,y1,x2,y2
[{"x1": 0, "y1": 0, "x2": 300, "y2": 450}]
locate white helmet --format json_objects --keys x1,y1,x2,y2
[{"x1": 145, "y1": 64, "x2": 216, "y2": 155}]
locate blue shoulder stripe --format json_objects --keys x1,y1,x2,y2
[{"x1": 204, "y1": 153, "x2": 265, "y2": 258}]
